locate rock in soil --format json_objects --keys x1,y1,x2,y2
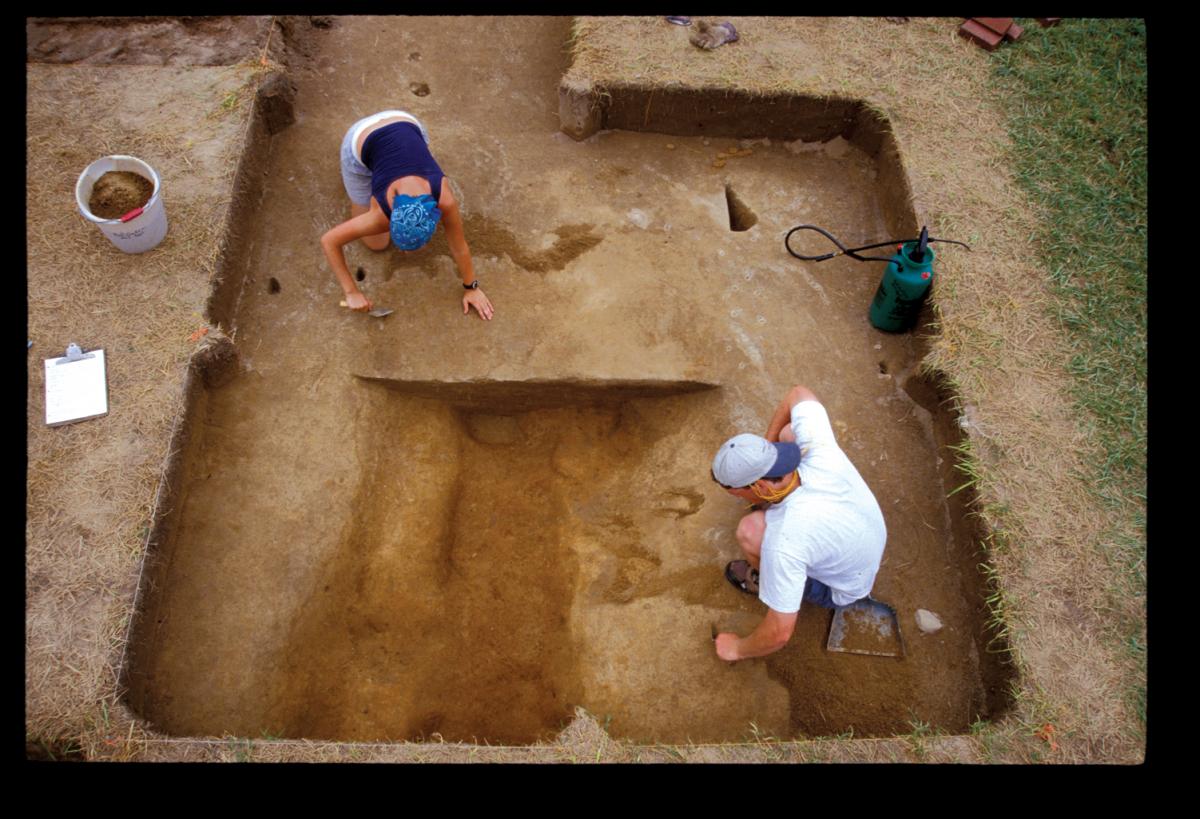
[{"x1": 916, "y1": 608, "x2": 944, "y2": 634}]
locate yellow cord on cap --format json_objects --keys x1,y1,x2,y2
[{"x1": 751, "y1": 470, "x2": 799, "y2": 504}]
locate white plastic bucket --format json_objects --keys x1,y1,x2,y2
[{"x1": 75, "y1": 155, "x2": 168, "y2": 254}]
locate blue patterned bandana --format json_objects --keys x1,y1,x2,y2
[{"x1": 390, "y1": 194, "x2": 441, "y2": 250}]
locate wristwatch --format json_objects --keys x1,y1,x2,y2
[{"x1": 463, "y1": 280, "x2": 479, "y2": 290}]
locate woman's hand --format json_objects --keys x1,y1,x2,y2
[
  {"x1": 462, "y1": 288, "x2": 494, "y2": 320},
  {"x1": 344, "y1": 291, "x2": 374, "y2": 312}
]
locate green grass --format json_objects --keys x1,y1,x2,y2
[
  {"x1": 993, "y1": 18, "x2": 1147, "y2": 730},
  {"x1": 994, "y1": 19, "x2": 1146, "y2": 501},
  {"x1": 946, "y1": 439, "x2": 984, "y2": 497},
  {"x1": 905, "y1": 714, "x2": 935, "y2": 761}
]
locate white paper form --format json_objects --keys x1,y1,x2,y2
[{"x1": 44, "y1": 348, "x2": 108, "y2": 426}]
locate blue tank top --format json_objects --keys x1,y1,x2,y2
[{"x1": 362, "y1": 122, "x2": 444, "y2": 217}]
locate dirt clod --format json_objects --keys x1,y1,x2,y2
[
  {"x1": 88, "y1": 171, "x2": 153, "y2": 219},
  {"x1": 258, "y1": 72, "x2": 297, "y2": 135},
  {"x1": 26, "y1": 16, "x2": 272, "y2": 66}
]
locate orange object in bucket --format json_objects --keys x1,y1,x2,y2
[{"x1": 75, "y1": 155, "x2": 168, "y2": 253}]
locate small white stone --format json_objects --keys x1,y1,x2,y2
[{"x1": 915, "y1": 609, "x2": 943, "y2": 634}]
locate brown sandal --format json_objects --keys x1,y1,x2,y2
[{"x1": 724, "y1": 560, "x2": 760, "y2": 595}]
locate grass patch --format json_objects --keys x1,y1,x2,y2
[
  {"x1": 905, "y1": 713, "x2": 936, "y2": 761},
  {"x1": 994, "y1": 19, "x2": 1146, "y2": 503},
  {"x1": 993, "y1": 18, "x2": 1146, "y2": 730}
]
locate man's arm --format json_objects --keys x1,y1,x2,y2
[
  {"x1": 439, "y1": 184, "x2": 494, "y2": 320},
  {"x1": 714, "y1": 607, "x2": 798, "y2": 661},
  {"x1": 764, "y1": 384, "x2": 819, "y2": 442},
  {"x1": 320, "y1": 210, "x2": 389, "y2": 310}
]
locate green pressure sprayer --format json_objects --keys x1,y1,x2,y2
[{"x1": 785, "y1": 224, "x2": 971, "y2": 332}]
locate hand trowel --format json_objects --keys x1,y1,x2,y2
[{"x1": 339, "y1": 300, "x2": 394, "y2": 318}]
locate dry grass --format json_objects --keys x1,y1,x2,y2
[
  {"x1": 89, "y1": 706, "x2": 982, "y2": 763},
  {"x1": 26, "y1": 62, "x2": 261, "y2": 750}
]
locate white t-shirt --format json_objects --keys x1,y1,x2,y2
[{"x1": 758, "y1": 400, "x2": 887, "y2": 613}]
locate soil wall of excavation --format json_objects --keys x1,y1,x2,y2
[
  {"x1": 901, "y1": 369, "x2": 1017, "y2": 718},
  {"x1": 573, "y1": 86, "x2": 920, "y2": 240}
]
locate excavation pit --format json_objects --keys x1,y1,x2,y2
[
  {"x1": 264, "y1": 380, "x2": 723, "y2": 743},
  {"x1": 120, "y1": 16, "x2": 1013, "y2": 747}
]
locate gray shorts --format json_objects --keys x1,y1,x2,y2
[{"x1": 339, "y1": 110, "x2": 431, "y2": 206}]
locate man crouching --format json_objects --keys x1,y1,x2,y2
[{"x1": 710, "y1": 384, "x2": 887, "y2": 662}]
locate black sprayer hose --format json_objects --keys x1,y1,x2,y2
[{"x1": 785, "y1": 224, "x2": 971, "y2": 265}]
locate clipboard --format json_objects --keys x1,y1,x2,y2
[{"x1": 44, "y1": 343, "x2": 109, "y2": 427}]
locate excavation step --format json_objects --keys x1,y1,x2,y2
[{"x1": 352, "y1": 375, "x2": 720, "y2": 411}]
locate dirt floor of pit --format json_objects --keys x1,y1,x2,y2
[{"x1": 123, "y1": 16, "x2": 997, "y2": 744}]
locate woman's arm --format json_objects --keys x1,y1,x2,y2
[
  {"x1": 320, "y1": 209, "x2": 388, "y2": 310},
  {"x1": 439, "y1": 182, "x2": 494, "y2": 320}
]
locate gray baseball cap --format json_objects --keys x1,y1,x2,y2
[{"x1": 711, "y1": 433, "x2": 801, "y2": 488}]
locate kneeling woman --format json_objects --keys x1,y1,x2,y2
[{"x1": 321, "y1": 109, "x2": 494, "y2": 320}]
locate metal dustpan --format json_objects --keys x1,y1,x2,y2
[{"x1": 826, "y1": 597, "x2": 905, "y2": 658}]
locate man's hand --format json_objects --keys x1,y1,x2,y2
[
  {"x1": 463, "y1": 288, "x2": 494, "y2": 321},
  {"x1": 715, "y1": 609, "x2": 797, "y2": 662},
  {"x1": 715, "y1": 633, "x2": 741, "y2": 662},
  {"x1": 344, "y1": 291, "x2": 373, "y2": 312}
]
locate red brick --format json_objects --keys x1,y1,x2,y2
[
  {"x1": 1004, "y1": 22, "x2": 1025, "y2": 41},
  {"x1": 958, "y1": 19, "x2": 1004, "y2": 50},
  {"x1": 1036, "y1": 17, "x2": 1062, "y2": 27},
  {"x1": 975, "y1": 17, "x2": 1015, "y2": 35}
]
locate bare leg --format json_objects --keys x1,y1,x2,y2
[
  {"x1": 735, "y1": 509, "x2": 766, "y2": 570},
  {"x1": 779, "y1": 424, "x2": 796, "y2": 444},
  {"x1": 351, "y1": 201, "x2": 390, "y2": 251}
]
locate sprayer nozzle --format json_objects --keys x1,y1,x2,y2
[{"x1": 910, "y1": 226, "x2": 930, "y2": 263}]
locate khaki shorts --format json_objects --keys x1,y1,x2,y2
[{"x1": 338, "y1": 110, "x2": 430, "y2": 205}]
